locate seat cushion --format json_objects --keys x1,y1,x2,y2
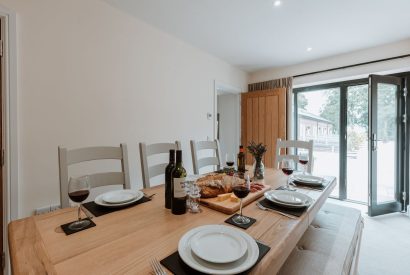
[{"x1": 278, "y1": 203, "x2": 363, "y2": 275}]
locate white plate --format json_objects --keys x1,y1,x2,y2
[
  {"x1": 190, "y1": 227, "x2": 247, "y2": 264},
  {"x1": 178, "y1": 225, "x2": 259, "y2": 275},
  {"x1": 264, "y1": 190, "x2": 313, "y2": 209},
  {"x1": 271, "y1": 192, "x2": 303, "y2": 205},
  {"x1": 102, "y1": 190, "x2": 137, "y2": 204},
  {"x1": 95, "y1": 190, "x2": 144, "y2": 208},
  {"x1": 292, "y1": 175, "x2": 324, "y2": 186}
]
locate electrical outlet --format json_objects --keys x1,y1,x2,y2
[{"x1": 35, "y1": 204, "x2": 61, "y2": 215}]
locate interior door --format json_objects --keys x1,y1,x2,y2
[
  {"x1": 241, "y1": 88, "x2": 287, "y2": 167},
  {"x1": 368, "y1": 74, "x2": 403, "y2": 216}
]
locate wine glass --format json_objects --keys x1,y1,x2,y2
[
  {"x1": 232, "y1": 173, "x2": 251, "y2": 225},
  {"x1": 225, "y1": 153, "x2": 235, "y2": 167},
  {"x1": 280, "y1": 159, "x2": 296, "y2": 191},
  {"x1": 225, "y1": 153, "x2": 236, "y2": 174},
  {"x1": 298, "y1": 153, "x2": 309, "y2": 175},
  {"x1": 68, "y1": 176, "x2": 91, "y2": 230}
]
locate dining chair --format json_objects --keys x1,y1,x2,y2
[
  {"x1": 139, "y1": 141, "x2": 181, "y2": 188},
  {"x1": 275, "y1": 139, "x2": 314, "y2": 173},
  {"x1": 58, "y1": 144, "x2": 131, "y2": 208},
  {"x1": 190, "y1": 139, "x2": 222, "y2": 174}
]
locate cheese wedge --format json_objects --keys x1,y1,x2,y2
[
  {"x1": 217, "y1": 193, "x2": 231, "y2": 201},
  {"x1": 230, "y1": 194, "x2": 240, "y2": 202}
]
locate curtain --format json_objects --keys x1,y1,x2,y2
[{"x1": 248, "y1": 77, "x2": 294, "y2": 139}]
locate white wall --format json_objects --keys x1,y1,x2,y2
[
  {"x1": 217, "y1": 93, "x2": 239, "y2": 163},
  {"x1": 1, "y1": 0, "x2": 248, "y2": 217},
  {"x1": 250, "y1": 38, "x2": 410, "y2": 87}
]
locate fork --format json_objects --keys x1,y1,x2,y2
[
  {"x1": 256, "y1": 202, "x2": 297, "y2": 219},
  {"x1": 150, "y1": 258, "x2": 166, "y2": 275}
]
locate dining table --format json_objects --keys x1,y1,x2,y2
[{"x1": 8, "y1": 167, "x2": 336, "y2": 275}]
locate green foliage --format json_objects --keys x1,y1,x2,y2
[
  {"x1": 377, "y1": 84, "x2": 397, "y2": 140},
  {"x1": 319, "y1": 89, "x2": 341, "y2": 133},
  {"x1": 298, "y1": 94, "x2": 308, "y2": 110},
  {"x1": 247, "y1": 141, "x2": 267, "y2": 159},
  {"x1": 347, "y1": 85, "x2": 368, "y2": 129},
  {"x1": 319, "y1": 85, "x2": 369, "y2": 134},
  {"x1": 347, "y1": 127, "x2": 367, "y2": 151}
]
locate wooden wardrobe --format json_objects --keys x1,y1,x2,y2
[{"x1": 241, "y1": 88, "x2": 287, "y2": 168}]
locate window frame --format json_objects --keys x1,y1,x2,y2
[{"x1": 294, "y1": 78, "x2": 369, "y2": 202}]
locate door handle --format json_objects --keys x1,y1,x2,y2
[{"x1": 371, "y1": 133, "x2": 377, "y2": 151}]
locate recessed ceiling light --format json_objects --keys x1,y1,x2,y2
[
  {"x1": 273, "y1": 1, "x2": 281, "y2": 7},
  {"x1": 306, "y1": 47, "x2": 313, "y2": 52}
]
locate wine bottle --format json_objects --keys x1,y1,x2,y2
[
  {"x1": 165, "y1": 149, "x2": 175, "y2": 209},
  {"x1": 171, "y1": 150, "x2": 187, "y2": 215},
  {"x1": 237, "y1": 145, "x2": 246, "y2": 173}
]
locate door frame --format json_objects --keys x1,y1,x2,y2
[
  {"x1": 213, "y1": 80, "x2": 242, "y2": 147},
  {"x1": 294, "y1": 78, "x2": 368, "y2": 203},
  {"x1": 0, "y1": 5, "x2": 18, "y2": 275}
]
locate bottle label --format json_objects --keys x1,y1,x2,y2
[{"x1": 173, "y1": 177, "x2": 186, "y2": 198}]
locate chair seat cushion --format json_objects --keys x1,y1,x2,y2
[{"x1": 278, "y1": 202, "x2": 363, "y2": 275}]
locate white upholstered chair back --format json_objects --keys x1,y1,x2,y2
[
  {"x1": 275, "y1": 139, "x2": 314, "y2": 173},
  {"x1": 190, "y1": 139, "x2": 222, "y2": 174},
  {"x1": 58, "y1": 144, "x2": 131, "y2": 208},
  {"x1": 139, "y1": 141, "x2": 181, "y2": 188}
]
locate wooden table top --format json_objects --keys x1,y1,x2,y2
[{"x1": 8, "y1": 169, "x2": 335, "y2": 275}]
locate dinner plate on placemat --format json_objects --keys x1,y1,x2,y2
[
  {"x1": 178, "y1": 225, "x2": 259, "y2": 274},
  {"x1": 292, "y1": 175, "x2": 324, "y2": 186},
  {"x1": 190, "y1": 226, "x2": 247, "y2": 263},
  {"x1": 270, "y1": 191, "x2": 304, "y2": 205},
  {"x1": 95, "y1": 190, "x2": 144, "y2": 208},
  {"x1": 264, "y1": 190, "x2": 313, "y2": 208},
  {"x1": 102, "y1": 190, "x2": 138, "y2": 204}
]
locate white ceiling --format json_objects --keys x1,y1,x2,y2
[{"x1": 102, "y1": 0, "x2": 410, "y2": 72}]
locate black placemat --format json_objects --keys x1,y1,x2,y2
[
  {"x1": 258, "y1": 198, "x2": 307, "y2": 217},
  {"x1": 61, "y1": 218, "x2": 96, "y2": 235},
  {"x1": 160, "y1": 240, "x2": 270, "y2": 275},
  {"x1": 82, "y1": 196, "x2": 151, "y2": 217},
  {"x1": 225, "y1": 214, "x2": 257, "y2": 230}
]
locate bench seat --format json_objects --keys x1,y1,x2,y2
[{"x1": 278, "y1": 202, "x2": 364, "y2": 275}]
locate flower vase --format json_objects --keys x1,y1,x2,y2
[{"x1": 253, "y1": 158, "x2": 265, "y2": 179}]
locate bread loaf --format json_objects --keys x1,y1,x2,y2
[{"x1": 196, "y1": 173, "x2": 243, "y2": 198}]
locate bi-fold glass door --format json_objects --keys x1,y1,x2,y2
[
  {"x1": 294, "y1": 74, "x2": 408, "y2": 216},
  {"x1": 295, "y1": 81, "x2": 369, "y2": 202},
  {"x1": 368, "y1": 75, "x2": 403, "y2": 216}
]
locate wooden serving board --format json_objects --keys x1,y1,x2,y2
[{"x1": 200, "y1": 184, "x2": 271, "y2": 214}]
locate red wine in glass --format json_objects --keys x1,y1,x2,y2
[
  {"x1": 225, "y1": 153, "x2": 235, "y2": 169},
  {"x1": 280, "y1": 159, "x2": 296, "y2": 191},
  {"x1": 282, "y1": 168, "x2": 294, "y2": 176},
  {"x1": 232, "y1": 174, "x2": 251, "y2": 225},
  {"x1": 68, "y1": 190, "x2": 90, "y2": 203},
  {"x1": 233, "y1": 185, "x2": 250, "y2": 199},
  {"x1": 298, "y1": 155, "x2": 309, "y2": 174},
  {"x1": 299, "y1": 160, "x2": 308, "y2": 165},
  {"x1": 68, "y1": 176, "x2": 91, "y2": 231}
]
